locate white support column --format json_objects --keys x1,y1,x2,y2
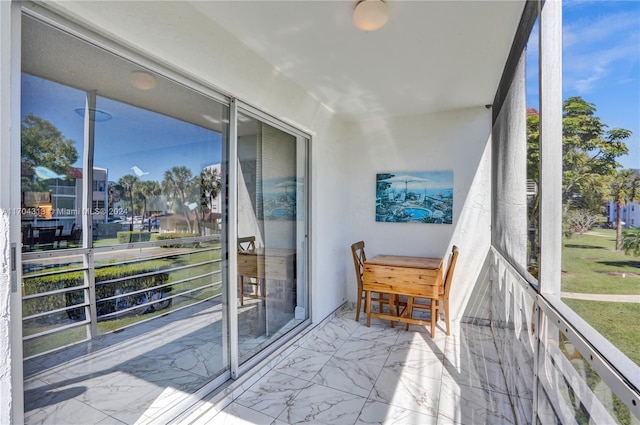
[
  {"x1": 538, "y1": 0, "x2": 563, "y2": 296},
  {"x1": 82, "y1": 91, "x2": 98, "y2": 337},
  {"x1": 228, "y1": 98, "x2": 239, "y2": 379},
  {"x1": 0, "y1": 2, "x2": 23, "y2": 423}
]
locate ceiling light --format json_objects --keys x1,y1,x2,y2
[
  {"x1": 75, "y1": 108, "x2": 112, "y2": 122},
  {"x1": 130, "y1": 71, "x2": 156, "y2": 90},
  {"x1": 353, "y1": 0, "x2": 388, "y2": 31}
]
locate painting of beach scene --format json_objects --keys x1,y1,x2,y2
[
  {"x1": 263, "y1": 176, "x2": 297, "y2": 221},
  {"x1": 376, "y1": 171, "x2": 453, "y2": 224}
]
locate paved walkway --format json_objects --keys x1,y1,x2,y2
[{"x1": 561, "y1": 292, "x2": 640, "y2": 303}]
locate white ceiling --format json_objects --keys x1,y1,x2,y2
[{"x1": 191, "y1": 0, "x2": 525, "y2": 120}]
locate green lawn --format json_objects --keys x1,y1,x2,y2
[
  {"x1": 561, "y1": 229, "x2": 640, "y2": 366},
  {"x1": 562, "y1": 229, "x2": 640, "y2": 295},
  {"x1": 562, "y1": 298, "x2": 640, "y2": 366}
]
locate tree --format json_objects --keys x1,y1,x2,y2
[
  {"x1": 609, "y1": 169, "x2": 640, "y2": 251},
  {"x1": 566, "y1": 209, "x2": 600, "y2": 235},
  {"x1": 137, "y1": 180, "x2": 161, "y2": 227},
  {"x1": 563, "y1": 97, "x2": 630, "y2": 212},
  {"x1": 118, "y1": 174, "x2": 140, "y2": 232},
  {"x1": 621, "y1": 228, "x2": 640, "y2": 257},
  {"x1": 200, "y1": 167, "x2": 222, "y2": 233},
  {"x1": 201, "y1": 168, "x2": 222, "y2": 210},
  {"x1": 162, "y1": 166, "x2": 194, "y2": 233},
  {"x1": 527, "y1": 97, "x2": 631, "y2": 215},
  {"x1": 21, "y1": 113, "x2": 78, "y2": 175},
  {"x1": 108, "y1": 181, "x2": 123, "y2": 208}
]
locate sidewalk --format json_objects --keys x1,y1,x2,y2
[{"x1": 561, "y1": 292, "x2": 640, "y2": 303}]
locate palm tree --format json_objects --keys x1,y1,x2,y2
[
  {"x1": 118, "y1": 174, "x2": 140, "y2": 232},
  {"x1": 137, "y1": 180, "x2": 161, "y2": 229},
  {"x1": 609, "y1": 169, "x2": 640, "y2": 251},
  {"x1": 621, "y1": 228, "x2": 640, "y2": 257},
  {"x1": 200, "y1": 167, "x2": 222, "y2": 231},
  {"x1": 162, "y1": 166, "x2": 194, "y2": 233}
]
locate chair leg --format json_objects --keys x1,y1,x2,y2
[
  {"x1": 444, "y1": 299, "x2": 450, "y2": 336},
  {"x1": 366, "y1": 291, "x2": 372, "y2": 327},
  {"x1": 356, "y1": 289, "x2": 363, "y2": 321},
  {"x1": 238, "y1": 277, "x2": 244, "y2": 306}
]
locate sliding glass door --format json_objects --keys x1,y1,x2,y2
[
  {"x1": 20, "y1": 11, "x2": 310, "y2": 424},
  {"x1": 20, "y1": 14, "x2": 231, "y2": 424},
  {"x1": 236, "y1": 108, "x2": 309, "y2": 365}
]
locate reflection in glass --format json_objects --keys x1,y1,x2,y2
[
  {"x1": 237, "y1": 111, "x2": 308, "y2": 364},
  {"x1": 20, "y1": 75, "x2": 86, "y2": 252},
  {"x1": 21, "y1": 14, "x2": 230, "y2": 424},
  {"x1": 93, "y1": 95, "x2": 225, "y2": 246},
  {"x1": 526, "y1": 18, "x2": 540, "y2": 278}
]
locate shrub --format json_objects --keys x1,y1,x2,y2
[
  {"x1": 22, "y1": 260, "x2": 171, "y2": 320},
  {"x1": 156, "y1": 232, "x2": 201, "y2": 248},
  {"x1": 117, "y1": 231, "x2": 152, "y2": 243}
]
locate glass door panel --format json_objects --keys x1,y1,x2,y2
[
  {"x1": 236, "y1": 110, "x2": 308, "y2": 364},
  {"x1": 21, "y1": 14, "x2": 230, "y2": 424}
]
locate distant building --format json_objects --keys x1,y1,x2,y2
[
  {"x1": 606, "y1": 168, "x2": 640, "y2": 228},
  {"x1": 21, "y1": 165, "x2": 109, "y2": 233}
]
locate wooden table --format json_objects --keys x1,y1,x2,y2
[
  {"x1": 238, "y1": 248, "x2": 296, "y2": 335},
  {"x1": 363, "y1": 254, "x2": 443, "y2": 337}
]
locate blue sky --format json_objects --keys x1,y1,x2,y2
[
  {"x1": 527, "y1": 0, "x2": 640, "y2": 169},
  {"x1": 21, "y1": 74, "x2": 223, "y2": 184},
  {"x1": 23, "y1": 1, "x2": 640, "y2": 177}
]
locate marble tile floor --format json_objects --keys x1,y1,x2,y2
[
  {"x1": 177, "y1": 306, "x2": 525, "y2": 425},
  {"x1": 23, "y1": 297, "x2": 300, "y2": 425}
]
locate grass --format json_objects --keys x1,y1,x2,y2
[
  {"x1": 562, "y1": 229, "x2": 640, "y2": 295},
  {"x1": 561, "y1": 228, "x2": 640, "y2": 367},
  {"x1": 562, "y1": 298, "x2": 640, "y2": 366}
]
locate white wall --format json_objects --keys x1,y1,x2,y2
[
  {"x1": 45, "y1": 1, "x2": 494, "y2": 322},
  {"x1": 343, "y1": 108, "x2": 493, "y2": 321},
  {"x1": 45, "y1": 1, "x2": 351, "y2": 323}
]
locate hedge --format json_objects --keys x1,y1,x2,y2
[
  {"x1": 117, "y1": 231, "x2": 152, "y2": 243},
  {"x1": 23, "y1": 260, "x2": 171, "y2": 320},
  {"x1": 156, "y1": 232, "x2": 201, "y2": 248}
]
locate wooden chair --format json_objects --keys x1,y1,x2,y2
[
  {"x1": 36, "y1": 227, "x2": 58, "y2": 248},
  {"x1": 237, "y1": 236, "x2": 262, "y2": 306},
  {"x1": 351, "y1": 241, "x2": 398, "y2": 322},
  {"x1": 238, "y1": 236, "x2": 256, "y2": 252},
  {"x1": 405, "y1": 245, "x2": 459, "y2": 335},
  {"x1": 22, "y1": 225, "x2": 34, "y2": 250}
]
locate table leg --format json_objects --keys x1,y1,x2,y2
[
  {"x1": 366, "y1": 291, "x2": 372, "y2": 327},
  {"x1": 405, "y1": 296, "x2": 414, "y2": 331},
  {"x1": 430, "y1": 301, "x2": 436, "y2": 338}
]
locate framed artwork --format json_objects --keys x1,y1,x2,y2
[
  {"x1": 376, "y1": 171, "x2": 453, "y2": 224},
  {"x1": 263, "y1": 177, "x2": 297, "y2": 221}
]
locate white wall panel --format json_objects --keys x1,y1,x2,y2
[{"x1": 343, "y1": 107, "x2": 493, "y2": 321}]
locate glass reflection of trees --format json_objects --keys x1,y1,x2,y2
[
  {"x1": 21, "y1": 111, "x2": 223, "y2": 247},
  {"x1": 109, "y1": 165, "x2": 222, "y2": 237}
]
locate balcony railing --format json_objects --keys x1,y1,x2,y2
[
  {"x1": 21, "y1": 235, "x2": 223, "y2": 359},
  {"x1": 490, "y1": 248, "x2": 640, "y2": 424}
]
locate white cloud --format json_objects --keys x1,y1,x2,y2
[
  {"x1": 562, "y1": 5, "x2": 640, "y2": 94},
  {"x1": 563, "y1": 11, "x2": 639, "y2": 49}
]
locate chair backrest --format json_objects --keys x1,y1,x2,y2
[
  {"x1": 22, "y1": 225, "x2": 33, "y2": 246},
  {"x1": 238, "y1": 236, "x2": 256, "y2": 252},
  {"x1": 350, "y1": 241, "x2": 366, "y2": 293},
  {"x1": 442, "y1": 245, "x2": 459, "y2": 299},
  {"x1": 38, "y1": 228, "x2": 57, "y2": 245}
]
